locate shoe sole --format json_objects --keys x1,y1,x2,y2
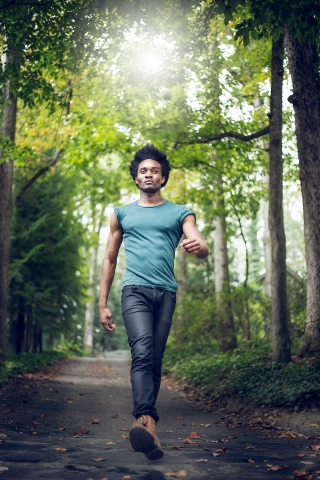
[{"x1": 129, "y1": 425, "x2": 164, "y2": 461}]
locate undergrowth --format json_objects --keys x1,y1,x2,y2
[
  {"x1": 0, "y1": 350, "x2": 71, "y2": 388},
  {"x1": 163, "y1": 342, "x2": 320, "y2": 408}
]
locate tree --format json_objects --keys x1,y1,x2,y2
[
  {"x1": 268, "y1": 36, "x2": 291, "y2": 361},
  {"x1": 0, "y1": 0, "x2": 115, "y2": 362},
  {"x1": 9, "y1": 169, "x2": 88, "y2": 353},
  {"x1": 213, "y1": 173, "x2": 237, "y2": 351},
  {"x1": 204, "y1": 0, "x2": 320, "y2": 357}
]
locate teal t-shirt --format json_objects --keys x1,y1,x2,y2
[{"x1": 114, "y1": 200, "x2": 195, "y2": 292}]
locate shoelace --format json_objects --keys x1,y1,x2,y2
[{"x1": 137, "y1": 415, "x2": 149, "y2": 427}]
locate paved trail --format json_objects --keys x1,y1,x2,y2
[{"x1": 0, "y1": 353, "x2": 319, "y2": 480}]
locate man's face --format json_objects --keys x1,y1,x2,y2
[{"x1": 135, "y1": 159, "x2": 165, "y2": 192}]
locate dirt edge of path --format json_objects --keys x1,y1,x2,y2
[{"x1": 162, "y1": 374, "x2": 320, "y2": 437}]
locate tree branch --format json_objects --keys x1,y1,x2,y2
[
  {"x1": 0, "y1": 1, "x2": 53, "y2": 9},
  {"x1": 191, "y1": 125, "x2": 270, "y2": 144},
  {"x1": 15, "y1": 148, "x2": 63, "y2": 203}
]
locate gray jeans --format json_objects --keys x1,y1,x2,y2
[{"x1": 121, "y1": 285, "x2": 176, "y2": 422}]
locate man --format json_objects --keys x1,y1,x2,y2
[{"x1": 99, "y1": 144, "x2": 208, "y2": 461}]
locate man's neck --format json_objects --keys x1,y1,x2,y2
[{"x1": 138, "y1": 190, "x2": 164, "y2": 207}]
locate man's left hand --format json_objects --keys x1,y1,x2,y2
[{"x1": 180, "y1": 238, "x2": 202, "y2": 255}]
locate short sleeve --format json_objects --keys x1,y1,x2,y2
[
  {"x1": 179, "y1": 206, "x2": 196, "y2": 235},
  {"x1": 114, "y1": 207, "x2": 122, "y2": 228}
]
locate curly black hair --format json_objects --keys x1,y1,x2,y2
[{"x1": 129, "y1": 144, "x2": 171, "y2": 188}]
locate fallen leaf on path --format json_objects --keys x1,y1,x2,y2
[
  {"x1": 268, "y1": 466, "x2": 282, "y2": 471},
  {"x1": 212, "y1": 453, "x2": 220, "y2": 457},
  {"x1": 0, "y1": 434, "x2": 7, "y2": 438},
  {"x1": 301, "y1": 461, "x2": 314, "y2": 465},
  {"x1": 310, "y1": 445, "x2": 320, "y2": 452},
  {"x1": 245, "y1": 445, "x2": 255, "y2": 449},
  {"x1": 200, "y1": 424, "x2": 211, "y2": 427},
  {"x1": 92, "y1": 457, "x2": 105, "y2": 462},
  {"x1": 0, "y1": 467, "x2": 8, "y2": 472},
  {"x1": 81, "y1": 428, "x2": 89, "y2": 434},
  {"x1": 183, "y1": 438, "x2": 195, "y2": 444},
  {"x1": 72, "y1": 431, "x2": 79, "y2": 435},
  {"x1": 190, "y1": 422, "x2": 197, "y2": 426},
  {"x1": 194, "y1": 459, "x2": 207, "y2": 462},
  {"x1": 105, "y1": 441, "x2": 115, "y2": 445},
  {"x1": 91, "y1": 419, "x2": 99, "y2": 424},
  {"x1": 166, "y1": 470, "x2": 188, "y2": 478},
  {"x1": 299, "y1": 454, "x2": 308, "y2": 457},
  {"x1": 219, "y1": 439, "x2": 228, "y2": 443},
  {"x1": 167, "y1": 430, "x2": 173, "y2": 433},
  {"x1": 307, "y1": 424, "x2": 319, "y2": 428},
  {"x1": 171, "y1": 445, "x2": 182, "y2": 450},
  {"x1": 112, "y1": 414, "x2": 118, "y2": 418},
  {"x1": 215, "y1": 448, "x2": 226, "y2": 454},
  {"x1": 245, "y1": 459, "x2": 254, "y2": 464},
  {"x1": 293, "y1": 470, "x2": 308, "y2": 478},
  {"x1": 59, "y1": 427, "x2": 66, "y2": 431},
  {"x1": 39, "y1": 414, "x2": 44, "y2": 418},
  {"x1": 176, "y1": 417, "x2": 183, "y2": 420},
  {"x1": 77, "y1": 393, "x2": 84, "y2": 396},
  {"x1": 123, "y1": 476, "x2": 130, "y2": 479},
  {"x1": 32, "y1": 432, "x2": 38, "y2": 435},
  {"x1": 121, "y1": 435, "x2": 129, "y2": 439},
  {"x1": 55, "y1": 447, "x2": 68, "y2": 452},
  {"x1": 120, "y1": 428, "x2": 129, "y2": 431},
  {"x1": 189, "y1": 432, "x2": 200, "y2": 439}
]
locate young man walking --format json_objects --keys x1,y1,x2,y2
[{"x1": 99, "y1": 145, "x2": 208, "y2": 461}]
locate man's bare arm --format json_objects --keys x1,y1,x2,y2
[
  {"x1": 181, "y1": 214, "x2": 209, "y2": 259},
  {"x1": 99, "y1": 213, "x2": 123, "y2": 332}
]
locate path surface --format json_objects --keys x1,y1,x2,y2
[{"x1": 0, "y1": 352, "x2": 319, "y2": 480}]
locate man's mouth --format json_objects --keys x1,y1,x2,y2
[{"x1": 145, "y1": 181, "x2": 153, "y2": 184}]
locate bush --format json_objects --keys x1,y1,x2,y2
[
  {"x1": 163, "y1": 342, "x2": 320, "y2": 407},
  {"x1": 0, "y1": 350, "x2": 71, "y2": 387}
]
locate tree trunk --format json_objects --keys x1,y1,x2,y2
[
  {"x1": 0, "y1": 75, "x2": 17, "y2": 363},
  {"x1": 84, "y1": 244, "x2": 99, "y2": 351},
  {"x1": 213, "y1": 176, "x2": 237, "y2": 352},
  {"x1": 262, "y1": 175, "x2": 272, "y2": 297},
  {"x1": 16, "y1": 298, "x2": 25, "y2": 354},
  {"x1": 176, "y1": 235, "x2": 187, "y2": 305},
  {"x1": 23, "y1": 304, "x2": 33, "y2": 353},
  {"x1": 32, "y1": 325, "x2": 42, "y2": 353},
  {"x1": 285, "y1": 31, "x2": 320, "y2": 357},
  {"x1": 269, "y1": 36, "x2": 291, "y2": 362}
]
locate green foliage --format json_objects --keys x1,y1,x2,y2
[
  {"x1": 170, "y1": 294, "x2": 219, "y2": 356},
  {"x1": 0, "y1": 350, "x2": 70, "y2": 388},
  {"x1": 164, "y1": 342, "x2": 320, "y2": 407},
  {"x1": 205, "y1": 0, "x2": 320, "y2": 45},
  {"x1": 9, "y1": 168, "x2": 88, "y2": 347}
]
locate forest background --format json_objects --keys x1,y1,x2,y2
[{"x1": 0, "y1": 0, "x2": 320, "y2": 409}]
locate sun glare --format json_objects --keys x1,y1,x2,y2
[
  {"x1": 120, "y1": 28, "x2": 176, "y2": 76},
  {"x1": 135, "y1": 46, "x2": 164, "y2": 74}
]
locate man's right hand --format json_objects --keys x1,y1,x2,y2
[{"x1": 99, "y1": 306, "x2": 116, "y2": 332}]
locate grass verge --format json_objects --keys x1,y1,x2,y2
[
  {"x1": 0, "y1": 350, "x2": 72, "y2": 388},
  {"x1": 163, "y1": 342, "x2": 320, "y2": 408}
]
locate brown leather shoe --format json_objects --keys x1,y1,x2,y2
[{"x1": 129, "y1": 415, "x2": 164, "y2": 460}]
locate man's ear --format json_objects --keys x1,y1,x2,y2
[{"x1": 161, "y1": 176, "x2": 166, "y2": 185}]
